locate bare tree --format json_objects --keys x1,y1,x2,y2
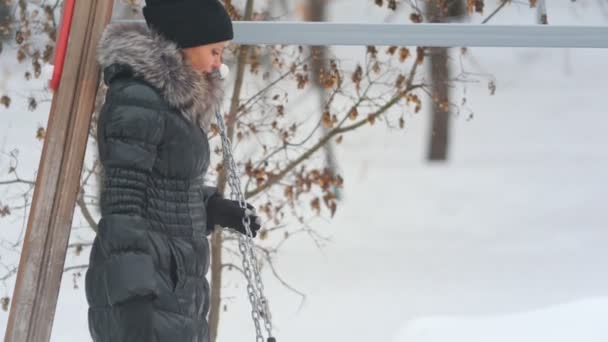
[
  {"x1": 0, "y1": 1, "x2": 12, "y2": 42},
  {"x1": 425, "y1": 0, "x2": 464, "y2": 162},
  {"x1": 304, "y1": 0, "x2": 342, "y2": 199},
  {"x1": 0, "y1": 0, "x2": 545, "y2": 340}
]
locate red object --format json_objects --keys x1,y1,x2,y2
[{"x1": 50, "y1": 0, "x2": 76, "y2": 91}]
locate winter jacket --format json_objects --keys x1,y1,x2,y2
[{"x1": 85, "y1": 23, "x2": 224, "y2": 342}]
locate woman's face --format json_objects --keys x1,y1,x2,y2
[{"x1": 182, "y1": 41, "x2": 228, "y2": 74}]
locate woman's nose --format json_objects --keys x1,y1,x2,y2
[{"x1": 214, "y1": 56, "x2": 223, "y2": 69}]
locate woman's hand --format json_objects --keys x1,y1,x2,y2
[{"x1": 206, "y1": 194, "x2": 261, "y2": 237}]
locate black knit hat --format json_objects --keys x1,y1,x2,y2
[{"x1": 143, "y1": 0, "x2": 234, "y2": 48}]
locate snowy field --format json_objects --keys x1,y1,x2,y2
[{"x1": 1, "y1": 1, "x2": 608, "y2": 341}]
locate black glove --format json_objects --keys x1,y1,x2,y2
[{"x1": 206, "y1": 194, "x2": 261, "y2": 237}]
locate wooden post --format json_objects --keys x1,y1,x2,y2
[{"x1": 4, "y1": 0, "x2": 113, "y2": 341}]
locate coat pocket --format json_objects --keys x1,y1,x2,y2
[
  {"x1": 169, "y1": 250, "x2": 179, "y2": 291},
  {"x1": 167, "y1": 241, "x2": 186, "y2": 291}
]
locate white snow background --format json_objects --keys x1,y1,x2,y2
[{"x1": 1, "y1": 1, "x2": 608, "y2": 341}]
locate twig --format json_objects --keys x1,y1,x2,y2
[
  {"x1": 237, "y1": 56, "x2": 312, "y2": 116},
  {"x1": 221, "y1": 262, "x2": 245, "y2": 276},
  {"x1": 254, "y1": 245, "x2": 306, "y2": 308},
  {"x1": 67, "y1": 242, "x2": 93, "y2": 249},
  {"x1": 77, "y1": 195, "x2": 98, "y2": 233},
  {"x1": 0, "y1": 178, "x2": 35, "y2": 186},
  {"x1": 80, "y1": 159, "x2": 99, "y2": 189},
  {"x1": 64, "y1": 264, "x2": 88, "y2": 273},
  {"x1": 245, "y1": 82, "x2": 423, "y2": 198},
  {"x1": 12, "y1": 195, "x2": 30, "y2": 248},
  {"x1": 0, "y1": 267, "x2": 17, "y2": 281},
  {"x1": 482, "y1": 0, "x2": 509, "y2": 24}
]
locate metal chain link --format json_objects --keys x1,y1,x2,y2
[{"x1": 214, "y1": 109, "x2": 274, "y2": 342}]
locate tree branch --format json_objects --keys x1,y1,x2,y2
[
  {"x1": 221, "y1": 262, "x2": 245, "y2": 276},
  {"x1": 0, "y1": 178, "x2": 35, "y2": 186},
  {"x1": 64, "y1": 264, "x2": 88, "y2": 273},
  {"x1": 245, "y1": 80, "x2": 423, "y2": 198},
  {"x1": 236, "y1": 56, "x2": 312, "y2": 118},
  {"x1": 77, "y1": 195, "x2": 98, "y2": 233}
]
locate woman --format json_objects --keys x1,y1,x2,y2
[{"x1": 85, "y1": 1, "x2": 260, "y2": 341}]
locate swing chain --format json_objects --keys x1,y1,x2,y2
[{"x1": 214, "y1": 109, "x2": 274, "y2": 342}]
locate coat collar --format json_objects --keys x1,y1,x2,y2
[{"x1": 97, "y1": 23, "x2": 224, "y2": 131}]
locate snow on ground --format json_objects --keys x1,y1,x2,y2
[
  {"x1": 393, "y1": 298, "x2": 608, "y2": 342},
  {"x1": 215, "y1": 3, "x2": 608, "y2": 341}
]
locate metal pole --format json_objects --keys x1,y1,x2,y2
[{"x1": 114, "y1": 20, "x2": 608, "y2": 48}]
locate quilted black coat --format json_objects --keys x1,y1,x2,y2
[{"x1": 85, "y1": 23, "x2": 224, "y2": 342}]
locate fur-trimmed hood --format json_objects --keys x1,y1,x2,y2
[{"x1": 97, "y1": 23, "x2": 224, "y2": 131}]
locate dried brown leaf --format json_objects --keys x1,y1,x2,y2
[
  {"x1": 352, "y1": 65, "x2": 363, "y2": 90},
  {"x1": 372, "y1": 61, "x2": 381, "y2": 74},
  {"x1": 0, "y1": 204, "x2": 10, "y2": 217},
  {"x1": 296, "y1": 73, "x2": 308, "y2": 89},
  {"x1": 310, "y1": 197, "x2": 321, "y2": 214},
  {"x1": 0, "y1": 95, "x2": 10, "y2": 108},
  {"x1": 367, "y1": 45, "x2": 378, "y2": 59},
  {"x1": 74, "y1": 244, "x2": 83, "y2": 256},
  {"x1": 209, "y1": 123, "x2": 219, "y2": 136},
  {"x1": 395, "y1": 74, "x2": 406, "y2": 88},
  {"x1": 467, "y1": 0, "x2": 484, "y2": 13},
  {"x1": 349, "y1": 107, "x2": 358, "y2": 121},
  {"x1": 28, "y1": 97, "x2": 37, "y2": 111},
  {"x1": 416, "y1": 47, "x2": 425, "y2": 65},
  {"x1": 399, "y1": 47, "x2": 410, "y2": 63},
  {"x1": 321, "y1": 111, "x2": 333, "y2": 128},
  {"x1": 36, "y1": 126, "x2": 45, "y2": 141},
  {"x1": 386, "y1": 46, "x2": 397, "y2": 55},
  {"x1": 410, "y1": 13, "x2": 423, "y2": 23},
  {"x1": 388, "y1": 0, "x2": 397, "y2": 10},
  {"x1": 367, "y1": 114, "x2": 376, "y2": 125},
  {"x1": 1, "y1": 297, "x2": 9, "y2": 312},
  {"x1": 284, "y1": 185, "x2": 294, "y2": 201}
]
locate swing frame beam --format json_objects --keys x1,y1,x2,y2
[{"x1": 117, "y1": 20, "x2": 608, "y2": 48}]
